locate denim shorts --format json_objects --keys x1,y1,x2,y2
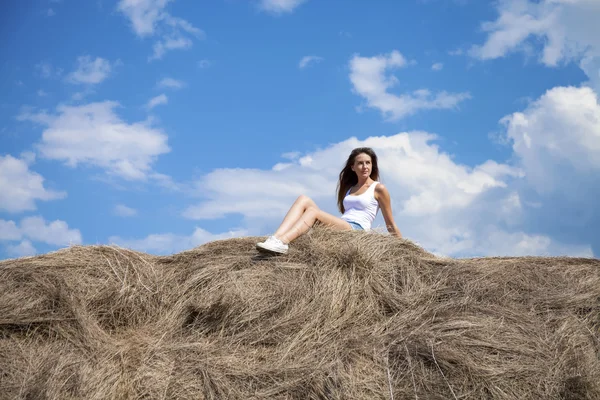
[{"x1": 347, "y1": 221, "x2": 364, "y2": 231}]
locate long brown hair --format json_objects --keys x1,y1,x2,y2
[{"x1": 336, "y1": 147, "x2": 379, "y2": 213}]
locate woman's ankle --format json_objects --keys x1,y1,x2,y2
[{"x1": 278, "y1": 235, "x2": 290, "y2": 245}]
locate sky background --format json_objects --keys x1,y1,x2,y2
[{"x1": 1, "y1": 0, "x2": 599, "y2": 259}]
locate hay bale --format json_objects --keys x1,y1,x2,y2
[{"x1": 1, "y1": 227, "x2": 599, "y2": 399}]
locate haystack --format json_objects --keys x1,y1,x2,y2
[{"x1": 1, "y1": 228, "x2": 599, "y2": 399}]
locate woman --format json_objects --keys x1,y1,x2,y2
[{"x1": 256, "y1": 147, "x2": 402, "y2": 255}]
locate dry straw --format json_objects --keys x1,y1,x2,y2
[{"x1": 1, "y1": 227, "x2": 599, "y2": 399}]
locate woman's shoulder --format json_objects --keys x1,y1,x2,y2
[{"x1": 374, "y1": 182, "x2": 390, "y2": 198}]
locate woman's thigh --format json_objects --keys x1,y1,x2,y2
[{"x1": 315, "y1": 210, "x2": 353, "y2": 230}]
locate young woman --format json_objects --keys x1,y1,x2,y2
[{"x1": 256, "y1": 147, "x2": 402, "y2": 254}]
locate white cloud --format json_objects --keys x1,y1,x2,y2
[
  {"x1": 109, "y1": 227, "x2": 248, "y2": 255},
  {"x1": 19, "y1": 101, "x2": 170, "y2": 180},
  {"x1": 6, "y1": 240, "x2": 36, "y2": 258},
  {"x1": 0, "y1": 154, "x2": 66, "y2": 213},
  {"x1": 259, "y1": 0, "x2": 307, "y2": 14},
  {"x1": 36, "y1": 62, "x2": 52, "y2": 78},
  {"x1": 117, "y1": 0, "x2": 171, "y2": 37},
  {"x1": 0, "y1": 220, "x2": 21, "y2": 240},
  {"x1": 147, "y1": 94, "x2": 168, "y2": 109},
  {"x1": 114, "y1": 204, "x2": 137, "y2": 217},
  {"x1": 158, "y1": 77, "x2": 185, "y2": 89},
  {"x1": 37, "y1": 89, "x2": 48, "y2": 97},
  {"x1": 299, "y1": 55, "x2": 323, "y2": 69},
  {"x1": 428, "y1": 226, "x2": 593, "y2": 258},
  {"x1": 497, "y1": 85, "x2": 600, "y2": 255},
  {"x1": 281, "y1": 151, "x2": 301, "y2": 160},
  {"x1": 0, "y1": 216, "x2": 81, "y2": 255},
  {"x1": 431, "y1": 62, "x2": 444, "y2": 71},
  {"x1": 502, "y1": 86, "x2": 600, "y2": 192},
  {"x1": 67, "y1": 55, "x2": 114, "y2": 85},
  {"x1": 35, "y1": 62, "x2": 62, "y2": 79},
  {"x1": 469, "y1": 1, "x2": 551, "y2": 61},
  {"x1": 197, "y1": 59, "x2": 211, "y2": 69},
  {"x1": 149, "y1": 171, "x2": 183, "y2": 192},
  {"x1": 181, "y1": 130, "x2": 595, "y2": 258},
  {"x1": 470, "y1": 0, "x2": 600, "y2": 90},
  {"x1": 19, "y1": 216, "x2": 82, "y2": 246},
  {"x1": 47, "y1": 8, "x2": 56, "y2": 17},
  {"x1": 71, "y1": 87, "x2": 96, "y2": 101},
  {"x1": 20, "y1": 151, "x2": 36, "y2": 164},
  {"x1": 117, "y1": 0, "x2": 205, "y2": 60},
  {"x1": 150, "y1": 36, "x2": 193, "y2": 61},
  {"x1": 164, "y1": 14, "x2": 203, "y2": 36},
  {"x1": 349, "y1": 50, "x2": 471, "y2": 120}
]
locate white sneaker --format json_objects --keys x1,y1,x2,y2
[
  {"x1": 256, "y1": 236, "x2": 288, "y2": 254},
  {"x1": 264, "y1": 236, "x2": 277, "y2": 244}
]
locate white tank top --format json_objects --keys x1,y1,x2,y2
[{"x1": 341, "y1": 181, "x2": 380, "y2": 230}]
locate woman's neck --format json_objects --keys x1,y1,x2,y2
[{"x1": 355, "y1": 177, "x2": 372, "y2": 187}]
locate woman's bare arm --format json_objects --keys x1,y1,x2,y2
[{"x1": 375, "y1": 184, "x2": 402, "y2": 238}]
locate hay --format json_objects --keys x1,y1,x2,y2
[{"x1": 1, "y1": 227, "x2": 599, "y2": 399}]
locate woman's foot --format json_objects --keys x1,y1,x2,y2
[{"x1": 256, "y1": 236, "x2": 289, "y2": 254}]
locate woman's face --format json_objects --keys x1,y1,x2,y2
[{"x1": 351, "y1": 153, "x2": 372, "y2": 179}]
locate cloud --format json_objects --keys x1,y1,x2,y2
[
  {"x1": 157, "y1": 77, "x2": 185, "y2": 89},
  {"x1": 164, "y1": 14, "x2": 204, "y2": 36},
  {"x1": 35, "y1": 62, "x2": 62, "y2": 79},
  {"x1": 197, "y1": 59, "x2": 211, "y2": 69},
  {"x1": 259, "y1": 0, "x2": 307, "y2": 15},
  {"x1": 150, "y1": 36, "x2": 193, "y2": 61},
  {"x1": 19, "y1": 101, "x2": 170, "y2": 180},
  {"x1": 6, "y1": 240, "x2": 36, "y2": 258},
  {"x1": 502, "y1": 86, "x2": 600, "y2": 190},
  {"x1": 37, "y1": 89, "x2": 48, "y2": 97},
  {"x1": 114, "y1": 204, "x2": 137, "y2": 217},
  {"x1": 183, "y1": 133, "x2": 520, "y2": 220},
  {"x1": 349, "y1": 50, "x2": 471, "y2": 120},
  {"x1": 71, "y1": 88, "x2": 96, "y2": 101},
  {"x1": 0, "y1": 154, "x2": 66, "y2": 213},
  {"x1": 469, "y1": 0, "x2": 600, "y2": 90},
  {"x1": 117, "y1": 0, "x2": 171, "y2": 37},
  {"x1": 147, "y1": 94, "x2": 168, "y2": 109},
  {"x1": 67, "y1": 55, "x2": 114, "y2": 85},
  {"x1": 0, "y1": 216, "x2": 81, "y2": 257},
  {"x1": 0, "y1": 220, "x2": 21, "y2": 241},
  {"x1": 180, "y1": 129, "x2": 595, "y2": 258},
  {"x1": 37, "y1": 62, "x2": 52, "y2": 78},
  {"x1": 299, "y1": 55, "x2": 323, "y2": 69},
  {"x1": 429, "y1": 226, "x2": 592, "y2": 258},
  {"x1": 109, "y1": 227, "x2": 248, "y2": 255},
  {"x1": 431, "y1": 62, "x2": 444, "y2": 71},
  {"x1": 500, "y1": 85, "x2": 600, "y2": 254},
  {"x1": 19, "y1": 216, "x2": 82, "y2": 246},
  {"x1": 47, "y1": 8, "x2": 55, "y2": 17},
  {"x1": 117, "y1": 0, "x2": 205, "y2": 60}
]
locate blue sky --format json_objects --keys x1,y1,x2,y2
[{"x1": 1, "y1": 0, "x2": 599, "y2": 259}]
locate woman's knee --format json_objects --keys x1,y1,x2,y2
[{"x1": 296, "y1": 195, "x2": 315, "y2": 208}]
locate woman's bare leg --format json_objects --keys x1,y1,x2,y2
[
  {"x1": 273, "y1": 195, "x2": 317, "y2": 239},
  {"x1": 279, "y1": 206, "x2": 352, "y2": 243}
]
